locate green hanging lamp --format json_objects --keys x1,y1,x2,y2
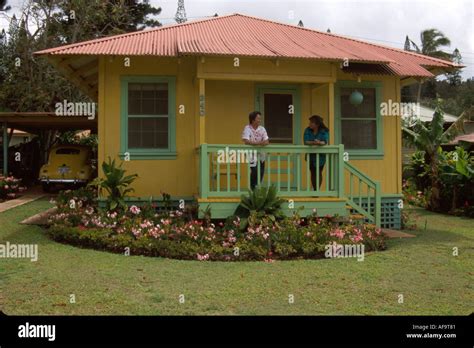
[{"x1": 349, "y1": 90, "x2": 364, "y2": 106}]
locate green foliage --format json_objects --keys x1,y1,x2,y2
[
  {"x1": 403, "y1": 101, "x2": 452, "y2": 211},
  {"x1": 47, "y1": 211, "x2": 387, "y2": 261},
  {"x1": 235, "y1": 185, "x2": 285, "y2": 229},
  {"x1": 56, "y1": 186, "x2": 97, "y2": 207},
  {"x1": 404, "y1": 150, "x2": 430, "y2": 191},
  {"x1": 0, "y1": 0, "x2": 162, "y2": 112},
  {"x1": 405, "y1": 146, "x2": 474, "y2": 216},
  {"x1": 89, "y1": 157, "x2": 137, "y2": 211}
]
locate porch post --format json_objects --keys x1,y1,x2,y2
[
  {"x1": 2, "y1": 122, "x2": 8, "y2": 175},
  {"x1": 337, "y1": 144, "x2": 345, "y2": 198},
  {"x1": 198, "y1": 78, "x2": 206, "y2": 144},
  {"x1": 328, "y1": 82, "x2": 335, "y2": 145}
]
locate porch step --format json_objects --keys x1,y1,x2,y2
[{"x1": 350, "y1": 214, "x2": 366, "y2": 220}]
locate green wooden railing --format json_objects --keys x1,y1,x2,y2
[
  {"x1": 344, "y1": 162, "x2": 381, "y2": 226},
  {"x1": 198, "y1": 143, "x2": 381, "y2": 227},
  {"x1": 199, "y1": 144, "x2": 345, "y2": 198}
]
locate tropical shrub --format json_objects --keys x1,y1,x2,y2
[
  {"x1": 235, "y1": 184, "x2": 285, "y2": 229},
  {"x1": 403, "y1": 103, "x2": 453, "y2": 211},
  {"x1": 88, "y1": 157, "x2": 138, "y2": 211},
  {"x1": 404, "y1": 145, "x2": 474, "y2": 217}
]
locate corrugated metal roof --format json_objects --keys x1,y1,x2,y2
[{"x1": 35, "y1": 13, "x2": 460, "y2": 77}]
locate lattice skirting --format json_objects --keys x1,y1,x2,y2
[{"x1": 350, "y1": 196, "x2": 402, "y2": 229}]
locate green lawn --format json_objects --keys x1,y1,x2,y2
[{"x1": 0, "y1": 198, "x2": 472, "y2": 315}]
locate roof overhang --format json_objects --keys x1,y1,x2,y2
[{"x1": 42, "y1": 55, "x2": 99, "y2": 101}]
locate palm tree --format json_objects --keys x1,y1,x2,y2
[
  {"x1": 403, "y1": 101, "x2": 452, "y2": 211},
  {"x1": 405, "y1": 29, "x2": 452, "y2": 102},
  {"x1": 0, "y1": 0, "x2": 11, "y2": 12}
]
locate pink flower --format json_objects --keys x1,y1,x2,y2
[
  {"x1": 130, "y1": 205, "x2": 141, "y2": 215},
  {"x1": 330, "y1": 228, "x2": 345, "y2": 239},
  {"x1": 196, "y1": 253, "x2": 209, "y2": 261}
]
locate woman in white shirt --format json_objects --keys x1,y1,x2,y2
[{"x1": 241, "y1": 111, "x2": 269, "y2": 190}]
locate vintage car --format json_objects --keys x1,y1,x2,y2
[{"x1": 39, "y1": 145, "x2": 95, "y2": 192}]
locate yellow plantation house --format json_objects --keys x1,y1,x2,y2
[{"x1": 35, "y1": 14, "x2": 460, "y2": 228}]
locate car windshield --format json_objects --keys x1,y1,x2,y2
[{"x1": 56, "y1": 148, "x2": 81, "y2": 155}]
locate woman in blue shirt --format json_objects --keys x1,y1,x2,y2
[{"x1": 303, "y1": 115, "x2": 329, "y2": 190}]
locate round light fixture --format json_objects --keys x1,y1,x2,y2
[{"x1": 349, "y1": 90, "x2": 364, "y2": 106}]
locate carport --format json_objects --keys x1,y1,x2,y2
[{"x1": 0, "y1": 112, "x2": 97, "y2": 175}]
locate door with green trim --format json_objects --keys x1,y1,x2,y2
[{"x1": 256, "y1": 87, "x2": 301, "y2": 190}]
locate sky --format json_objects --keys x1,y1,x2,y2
[{"x1": 1, "y1": 0, "x2": 473, "y2": 79}]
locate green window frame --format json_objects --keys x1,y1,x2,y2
[
  {"x1": 120, "y1": 76, "x2": 177, "y2": 160},
  {"x1": 335, "y1": 80, "x2": 383, "y2": 159}
]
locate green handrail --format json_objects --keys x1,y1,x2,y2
[
  {"x1": 344, "y1": 161, "x2": 381, "y2": 227},
  {"x1": 199, "y1": 144, "x2": 344, "y2": 198}
]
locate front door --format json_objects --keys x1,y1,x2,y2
[{"x1": 256, "y1": 86, "x2": 301, "y2": 189}]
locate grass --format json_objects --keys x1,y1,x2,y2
[{"x1": 0, "y1": 198, "x2": 473, "y2": 315}]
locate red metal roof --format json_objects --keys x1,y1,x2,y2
[{"x1": 35, "y1": 13, "x2": 460, "y2": 77}]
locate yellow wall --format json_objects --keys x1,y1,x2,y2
[
  {"x1": 99, "y1": 56, "x2": 198, "y2": 197},
  {"x1": 335, "y1": 72, "x2": 402, "y2": 194},
  {"x1": 98, "y1": 56, "x2": 402, "y2": 198}
]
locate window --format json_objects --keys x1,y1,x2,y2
[
  {"x1": 120, "y1": 77, "x2": 176, "y2": 159},
  {"x1": 335, "y1": 81, "x2": 383, "y2": 158}
]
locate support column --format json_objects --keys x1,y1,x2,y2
[
  {"x1": 2, "y1": 122, "x2": 8, "y2": 175},
  {"x1": 198, "y1": 78, "x2": 206, "y2": 144},
  {"x1": 328, "y1": 82, "x2": 335, "y2": 145}
]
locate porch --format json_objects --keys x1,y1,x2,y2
[{"x1": 197, "y1": 143, "x2": 382, "y2": 226}]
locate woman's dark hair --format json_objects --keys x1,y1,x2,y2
[
  {"x1": 309, "y1": 115, "x2": 329, "y2": 131},
  {"x1": 249, "y1": 111, "x2": 261, "y2": 124}
]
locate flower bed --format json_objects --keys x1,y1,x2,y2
[
  {"x1": 47, "y1": 188, "x2": 387, "y2": 261},
  {"x1": 0, "y1": 176, "x2": 27, "y2": 201}
]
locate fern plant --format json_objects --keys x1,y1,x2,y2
[{"x1": 89, "y1": 157, "x2": 138, "y2": 211}]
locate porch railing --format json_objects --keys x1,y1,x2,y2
[
  {"x1": 344, "y1": 162, "x2": 381, "y2": 226},
  {"x1": 198, "y1": 143, "x2": 381, "y2": 226},
  {"x1": 199, "y1": 144, "x2": 345, "y2": 198}
]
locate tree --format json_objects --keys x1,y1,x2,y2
[
  {"x1": 175, "y1": 0, "x2": 187, "y2": 24},
  {"x1": 46, "y1": 0, "x2": 162, "y2": 44},
  {"x1": 403, "y1": 101, "x2": 452, "y2": 211},
  {"x1": 405, "y1": 29, "x2": 452, "y2": 103},
  {"x1": 0, "y1": 0, "x2": 164, "y2": 112},
  {"x1": 447, "y1": 48, "x2": 462, "y2": 86},
  {"x1": 0, "y1": 0, "x2": 164, "y2": 167}
]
